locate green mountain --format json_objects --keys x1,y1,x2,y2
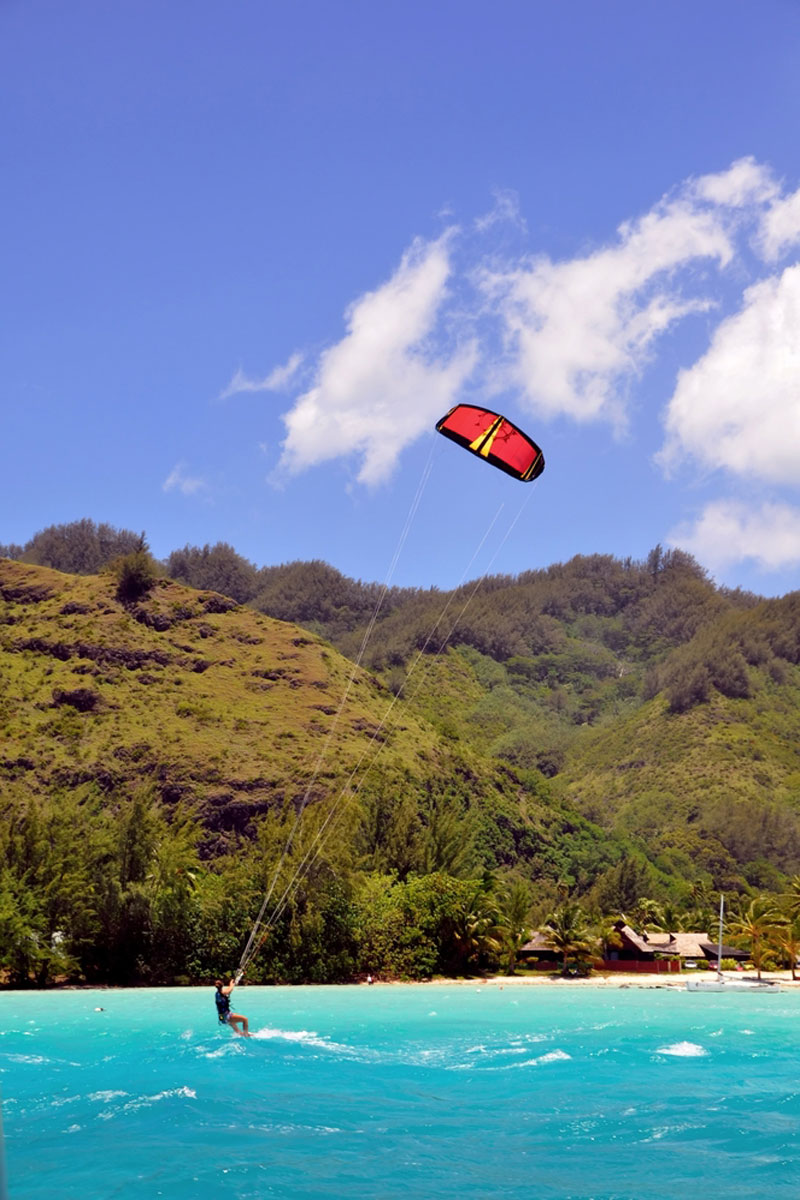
[
  {"x1": 4, "y1": 526, "x2": 800, "y2": 986},
  {"x1": 250, "y1": 548, "x2": 800, "y2": 894},
  {"x1": 0, "y1": 556, "x2": 618, "y2": 985}
]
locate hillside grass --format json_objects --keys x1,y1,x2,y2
[
  {"x1": 0, "y1": 560, "x2": 443, "y2": 842},
  {"x1": 2, "y1": 559, "x2": 613, "y2": 887}
]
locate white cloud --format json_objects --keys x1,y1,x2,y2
[
  {"x1": 758, "y1": 186, "x2": 800, "y2": 261},
  {"x1": 660, "y1": 264, "x2": 800, "y2": 485},
  {"x1": 474, "y1": 189, "x2": 527, "y2": 234},
  {"x1": 669, "y1": 499, "x2": 800, "y2": 571},
  {"x1": 220, "y1": 352, "x2": 304, "y2": 400},
  {"x1": 692, "y1": 156, "x2": 779, "y2": 209},
  {"x1": 277, "y1": 232, "x2": 477, "y2": 485},
  {"x1": 481, "y1": 187, "x2": 734, "y2": 425},
  {"x1": 162, "y1": 462, "x2": 206, "y2": 496}
]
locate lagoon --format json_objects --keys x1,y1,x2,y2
[{"x1": 3, "y1": 983, "x2": 800, "y2": 1199}]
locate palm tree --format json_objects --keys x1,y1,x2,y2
[
  {"x1": 500, "y1": 879, "x2": 532, "y2": 974},
  {"x1": 727, "y1": 897, "x2": 781, "y2": 979},
  {"x1": 682, "y1": 882, "x2": 716, "y2": 934},
  {"x1": 780, "y1": 875, "x2": 800, "y2": 922},
  {"x1": 545, "y1": 901, "x2": 594, "y2": 974},
  {"x1": 451, "y1": 884, "x2": 504, "y2": 973},
  {"x1": 596, "y1": 915, "x2": 624, "y2": 962},
  {"x1": 659, "y1": 900, "x2": 688, "y2": 932},
  {"x1": 627, "y1": 897, "x2": 666, "y2": 931},
  {"x1": 773, "y1": 919, "x2": 800, "y2": 980}
]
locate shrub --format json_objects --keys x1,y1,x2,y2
[{"x1": 113, "y1": 550, "x2": 157, "y2": 604}]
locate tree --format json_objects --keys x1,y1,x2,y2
[
  {"x1": 448, "y1": 882, "x2": 504, "y2": 974},
  {"x1": 727, "y1": 897, "x2": 781, "y2": 979},
  {"x1": 781, "y1": 875, "x2": 800, "y2": 922},
  {"x1": 773, "y1": 919, "x2": 800, "y2": 980},
  {"x1": 420, "y1": 791, "x2": 476, "y2": 878},
  {"x1": 664, "y1": 654, "x2": 710, "y2": 712},
  {"x1": 147, "y1": 812, "x2": 201, "y2": 981},
  {"x1": 500, "y1": 879, "x2": 532, "y2": 973},
  {"x1": 112, "y1": 541, "x2": 157, "y2": 604},
  {"x1": 627, "y1": 897, "x2": 665, "y2": 931},
  {"x1": 12, "y1": 519, "x2": 143, "y2": 574},
  {"x1": 592, "y1": 856, "x2": 652, "y2": 914},
  {"x1": 166, "y1": 543, "x2": 259, "y2": 604},
  {"x1": 595, "y1": 915, "x2": 624, "y2": 961},
  {"x1": 544, "y1": 901, "x2": 594, "y2": 973}
]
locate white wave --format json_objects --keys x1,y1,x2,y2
[
  {"x1": 203, "y1": 1043, "x2": 241, "y2": 1059},
  {"x1": 50, "y1": 1094, "x2": 81, "y2": 1108},
  {"x1": 459, "y1": 1047, "x2": 572, "y2": 1072},
  {"x1": 6, "y1": 1053, "x2": 48, "y2": 1064},
  {"x1": 260, "y1": 1122, "x2": 345, "y2": 1137},
  {"x1": 536, "y1": 1050, "x2": 572, "y2": 1064},
  {"x1": 646, "y1": 1125, "x2": 671, "y2": 1141},
  {"x1": 657, "y1": 1041, "x2": 708, "y2": 1057},
  {"x1": 506, "y1": 1048, "x2": 572, "y2": 1069},
  {"x1": 98, "y1": 1086, "x2": 197, "y2": 1120},
  {"x1": 88, "y1": 1090, "x2": 128, "y2": 1103},
  {"x1": 250, "y1": 1027, "x2": 352, "y2": 1054},
  {"x1": 123, "y1": 1086, "x2": 196, "y2": 1111},
  {"x1": 466, "y1": 1043, "x2": 526, "y2": 1057},
  {"x1": 642, "y1": 1121, "x2": 698, "y2": 1143}
]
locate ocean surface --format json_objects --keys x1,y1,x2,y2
[{"x1": 2, "y1": 982, "x2": 800, "y2": 1199}]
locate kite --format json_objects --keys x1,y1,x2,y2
[{"x1": 435, "y1": 404, "x2": 545, "y2": 482}]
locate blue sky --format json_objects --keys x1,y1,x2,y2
[{"x1": 3, "y1": 2, "x2": 800, "y2": 595}]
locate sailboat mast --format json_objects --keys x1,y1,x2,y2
[{"x1": 717, "y1": 894, "x2": 724, "y2": 977}]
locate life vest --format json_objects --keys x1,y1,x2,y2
[{"x1": 215, "y1": 989, "x2": 230, "y2": 1023}]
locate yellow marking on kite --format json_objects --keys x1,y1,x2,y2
[{"x1": 469, "y1": 415, "x2": 504, "y2": 458}]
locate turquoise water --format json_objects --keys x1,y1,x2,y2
[{"x1": 3, "y1": 983, "x2": 800, "y2": 1199}]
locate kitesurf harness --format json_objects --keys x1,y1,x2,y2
[{"x1": 215, "y1": 989, "x2": 230, "y2": 1024}]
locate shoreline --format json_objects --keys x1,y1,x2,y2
[{"x1": 4, "y1": 970, "x2": 797, "y2": 993}]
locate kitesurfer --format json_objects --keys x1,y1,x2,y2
[{"x1": 214, "y1": 977, "x2": 251, "y2": 1037}]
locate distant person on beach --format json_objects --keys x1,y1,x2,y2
[{"x1": 214, "y1": 978, "x2": 251, "y2": 1037}]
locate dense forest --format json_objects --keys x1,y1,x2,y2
[{"x1": 3, "y1": 520, "x2": 800, "y2": 986}]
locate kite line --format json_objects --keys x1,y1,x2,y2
[{"x1": 236, "y1": 474, "x2": 541, "y2": 980}]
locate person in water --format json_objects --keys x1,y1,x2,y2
[{"x1": 214, "y1": 977, "x2": 251, "y2": 1037}]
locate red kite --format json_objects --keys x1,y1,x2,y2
[{"x1": 435, "y1": 404, "x2": 545, "y2": 482}]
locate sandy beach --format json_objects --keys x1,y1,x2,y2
[{"x1": 371, "y1": 970, "x2": 799, "y2": 989}]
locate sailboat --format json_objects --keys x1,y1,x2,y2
[{"x1": 685, "y1": 895, "x2": 781, "y2": 992}]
